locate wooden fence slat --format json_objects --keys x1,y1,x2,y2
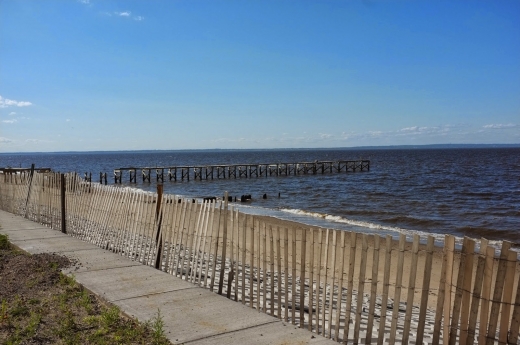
[
  {"x1": 180, "y1": 201, "x2": 195, "y2": 278},
  {"x1": 210, "y1": 202, "x2": 222, "y2": 291},
  {"x1": 321, "y1": 229, "x2": 330, "y2": 333},
  {"x1": 459, "y1": 237, "x2": 476, "y2": 345},
  {"x1": 509, "y1": 263, "x2": 520, "y2": 344},
  {"x1": 262, "y1": 222, "x2": 267, "y2": 312},
  {"x1": 276, "y1": 226, "x2": 282, "y2": 318},
  {"x1": 217, "y1": 195, "x2": 229, "y2": 295},
  {"x1": 354, "y1": 234, "x2": 368, "y2": 342},
  {"x1": 327, "y1": 230, "x2": 337, "y2": 338},
  {"x1": 486, "y1": 241, "x2": 512, "y2": 345},
  {"x1": 198, "y1": 201, "x2": 212, "y2": 285},
  {"x1": 478, "y1": 240, "x2": 493, "y2": 345},
  {"x1": 186, "y1": 202, "x2": 204, "y2": 282},
  {"x1": 249, "y1": 216, "x2": 255, "y2": 308},
  {"x1": 144, "y1": 192, "x2": 159, "y2": 265},
  {"x1": 466, "y1": 251, "x2": 486, "y2": 345},
  {"x1": 284, "y1": 227, "x2": 289, "y2": 322},
  {"x1": 226, "y1": 206, "x2": 235, "y2": 298},
  {"x1": 233, "y1": 209, "x2": 240, "y2": 301},
  {"x1": 256, "y1": 218, "x2": 261, "y2": 311},
  {"x1": 365, "y1": 235, "x2": 380, "y2": 344},
  {"x1": 129, "y1": 191, "x2": 144, "y2": 261},
  {"x1": 343, "y1": 231, "x2": 357, "y2": 344},
  {"x1": 241, "y1": 214, "x2": 247, "y2": 304},
  {"x1": 440, "y1": 235, "x2": 456, "y2": 345},
  {"x1": 377, "y1": 235, "x2": 392, "y2": 345},
  {"x1": 402, "y1": 234, "x2": 420, "y2": 345},
  {"x1": 389, "y1": 233, "x2": 406, "y2": 345},
  {"x1": 315, "y1": 229, "x2": 324, "y2": 335},
  {"x1": 164, "y1": 196, "x2": 178, "y2": 273},
  {"x1": 299, "y1": 227, "x2": 307, "y2": 327},
  {"x1": 117, "y1": 190, "x2": 135, "y2": 256},
  {"x1": 204, "y1": 200, "x2": 217, "y2": 288},
  {"x1": 416, "y1": 236, "x2": 435, "y2": 345},
  {"x1": 171, "y1": 199, "x2": 186, "y2": 275},
  {"x1": 334, "y1": 231, "x2": 347, "y2": 342},
  {"x1": 449, "y1": 237, "x2": 475, "y2": 345},
  {"x1": 291, "y1": 226, "x2": 297, "y2": 324},
  {"x1": 191, "y1": 201, "x2": 206, "y2": 282},
  {"x1": 498, "y1": 250, "x2": 517, "y2": 344},
  {"x1": 308, "y1": 228, "x2": 315, "y2": 330},
  {"x1": 270, "y1": 225, "x2": 275, "y2": 315}
]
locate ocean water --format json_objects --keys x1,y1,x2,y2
[{"x1": 1, "y1": 147, "x2": 519, "y2": 247}]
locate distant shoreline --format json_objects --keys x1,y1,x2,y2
[{"x1": 1, "y1": 143, "x2": 519, "y2": 155}]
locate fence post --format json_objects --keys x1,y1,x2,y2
[
  {"x1": 60, "y1": 173, "x2": 66, "y2": 234},
  {"x1": 154, "y1": 184, "x2": 164, "y2": 269}
]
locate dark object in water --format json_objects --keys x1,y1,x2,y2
[{"x1": 240, "y1": 194, "x2": 252, "y2": 202}]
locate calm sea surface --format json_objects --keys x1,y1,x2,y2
[{"x1": 2, "y1": 148, "x2": 519, "y2": 246}]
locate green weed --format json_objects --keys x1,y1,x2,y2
[
  {"x1": 0, "y1": 233, "x2": 9, "y2": 249},
  {"x1": 151, "y1": 309, "x2": 166, "y2": 345}
]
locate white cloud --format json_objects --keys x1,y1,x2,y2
[
  {"x1": 78, "y1": 0, "x2": 90, "y2": 4},
  {"x1": 134, "y1": 16, "x2": 144, "y2": 21},
  {"x1": 319, "y1": 133, "x2": 333, "y2": 139},
  {"x1": 66, "y1": 119, "x2": 71, "y2": 122},
  {"x1": 0, "y1": 95, "x2": 32, "y2": 108},
  {"x1": 0, "y1": 137, "x2": 12, "y2": 143},
  {"x1": 483, "y1": 123, "x2": 516, "y2": 129},
  {"x1": 400, "y1": 126, "x2": 419, "y2": 132},
  {"x1": 2, "y1": 119, "x2": 17, "y2": 124},
  {"x1": 25, "y1": 139, "x2": 53, "y2": 144},
  {"x1": 9, "y1": 112, "x2": 16, "y2": 116},
  {"x1": 116, "y1": 11, "x2": 131, "y2": 17}
]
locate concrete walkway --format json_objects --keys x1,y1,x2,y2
[{"x1": 0, "y1": 210, "x2": 332, "y2": 345}]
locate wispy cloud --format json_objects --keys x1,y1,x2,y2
[
  {"x1": 0, "y1": 137, "x2": 12, "y2": 143},
  {"x1": 78, "y1": 0, "x2": 90, "y2": 4},
  {"x1": 111, "y1": 11, "x2": 144, "y2": 21},
  {"x1": 0, "y1": 95, "x2": 32, "y2": 108},
  {"x1": 2, "y1": 119, "x2": 17, "y2": 124},
  {"x1": 9, "y1": 112, "x2": 16, "y2": 116},
  {"x1": 483, "y1": 123, "x2": 516, "y2": 129}
]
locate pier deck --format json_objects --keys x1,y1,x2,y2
[{"x1": 112, "y1": 160, "x2": 370, "y2": 183}]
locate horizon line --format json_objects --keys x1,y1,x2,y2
[{"x1": 1, "y1": 143, "x2": 519, "y2": 155}]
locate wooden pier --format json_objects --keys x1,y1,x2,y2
[{"x1": 112, "y1": 160, "x2": 370, "y2": 183}]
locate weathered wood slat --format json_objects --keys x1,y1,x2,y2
[
  {"x1": 354, "y1": 234, "x2": 368, "y2": 342},
  {"x1": 334, "y1": 231, "x2": 346, "y2": 342},
  {"x1": 416, "y1": 236, "x2": 435, "y2": 344},
  {"x1": 389, "y1": 234, "x2": 406, "y2": 345},
  {"x1": 377, "y1": 235, "x2": 392, "y2": 345},
  {"x1": 498, "y1": 250, "x2": 517, "y2": 344},
  {"x1": 486, "y1": 241, "x2": 512, "y2": 345},
  {"x1": 327, "y1": 230, "x2": 337, "y2": 338},
  {"x1": 402, "y1": 234, "x2": 420, "y2": 345},
  {"x1": 343, "y1": 231, "x2": 357, "y2": 343}
]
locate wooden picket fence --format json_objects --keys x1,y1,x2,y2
[{"x1": 1, "y1": 170, "x2": 519, "y2": 344}]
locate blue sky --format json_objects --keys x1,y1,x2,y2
[{"x1": 1, "y1": 0, "x2": 519, "y2": 152}]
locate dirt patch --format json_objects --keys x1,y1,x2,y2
[{"x1": 0, "y1": 250, "x2": 72, "y2": 299}]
